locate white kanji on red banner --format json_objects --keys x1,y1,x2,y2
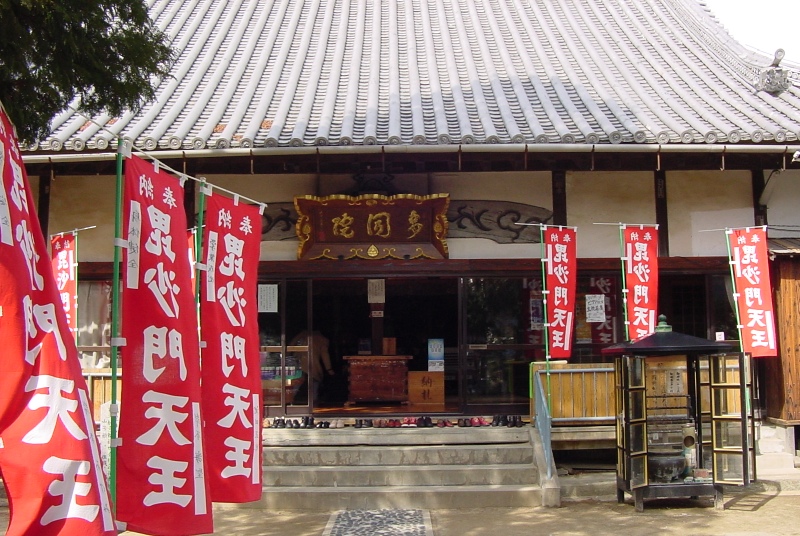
[
  {"x1": 51, "y1": 233, "x2": 79, "y2": 339},
  {"x1": 117, "y1": 155, "x2": 213, "y2": 534},
  {"x1": 0, "y1": 103, "x2": 116, "y2": 536},
  {"x1": 200, "y1": 192, "x2": 262, "y2": 503},
  {"x1": 622, "y1": 225, "x2": 659, "y2": 339},
  {"x1": 727, "y1": 227, "x2": 777, "y2": 357},
  {"x1": 542, "y1": 226, "x2": 577, "y2": 359}
]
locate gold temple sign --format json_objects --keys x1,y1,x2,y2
[{"x1": 295, "y1": 194, "x2": 449, "y2": 260}]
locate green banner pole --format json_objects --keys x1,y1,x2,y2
[
  {"x1": 724, "y1": 228, "x2": 746, "y2": 355},
  {"x1": 540, "y1": 225, "x2": 551, "y2": 410},
  {"x1": 194, "y1": 180, "x2": 206, "y2": 302},
  {"x1": 109, "y1": 141, "x2": 125, "y2": 508},
  {"x1": 725, "y1": 227, "x2": 753, "y2": 418}
]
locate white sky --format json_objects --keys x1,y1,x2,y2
[{"x1": 702, "y1": 0, "x2": 800, "y2": 60}]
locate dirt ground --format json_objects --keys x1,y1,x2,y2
[{"x1": 3, "y1": 490, "x2": 800, "y2": 535}]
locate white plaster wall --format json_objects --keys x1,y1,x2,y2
[
  {"x1": 566, "y1": 171, "x2": 656, "y2": 258},
  {"x1": 48, "y1": 175, "x2": 117, "y2": 262},
  {"x1": 44, "y1": 167, "x2": 771, "y2": 263},
  {"x1": 761, "y1": 169, "x2": 800, "y2": 238},
  {"x1": 431, "y1": 171, "x2": 552, "y2": 203},
  {"x1": 210, "y1": 174, "x2": 316, "y2": 203},
  {"x1": 666, "y1": 171, "x2": 753, "y2": 256},
  {"x1": 431, "y1": 171, "x2": 552, "y2": 259}
]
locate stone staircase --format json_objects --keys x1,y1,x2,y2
[{"x1": 245, "y1": 422, "x2": 559, "y2": 511}]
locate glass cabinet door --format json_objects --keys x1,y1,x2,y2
[
  {"x1": 709, "y1": 353, "x2": 753, "y2": 485},
  {"x1": 625, "y1": 355, "x2": 648, "y2": 489}
]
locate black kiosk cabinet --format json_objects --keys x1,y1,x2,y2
[{"x1": 602, "y1": 316, "x2": 755, "y2": 511}]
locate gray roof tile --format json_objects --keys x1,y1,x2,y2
[{"x1": 30, "y1": 0, "x2": 800, "y2": 153}]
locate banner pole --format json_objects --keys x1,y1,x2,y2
[
  {"x1": 539, "y1": 225, "x2": 551, "y2": 410},
  {"x1": 724, "y1": 228, "x2": 746, "y2": 354},
  {"x1": 109, "y1": 141, "x2": 125, "y2": 508},
  {"x1": 619, "y1": 224, "x2": 630, "y2": 340},
  {"x1": 194, "y1": 181, "x2": 206, "y2": 385},
  {"x1": 194, "y1": 180, "x2": 207, "y2": 302},
  {"x1": 725, "y1": 228, "x2": 754, "y2": 420}
]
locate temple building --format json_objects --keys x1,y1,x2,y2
[{"x1": 21, "y1": 0, "x2": 800, "y2": 438}]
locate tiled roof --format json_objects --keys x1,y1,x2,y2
[
  {"x1": 29, "y1": 0, "x2": 800, "y2": 153},
  {"x1": 768, "y1": 237, "x2": 800, "y2": 255}
]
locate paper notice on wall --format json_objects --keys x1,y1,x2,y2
[
  {"x1": 586, "y1": 294, "x2": 606, "y2": 323},
  {"x1": 258, "y1": 284, "x2": 278, "y2": 312},
  {"x1": 368, "y1": 278, "x2": 385, "y2": 303}
]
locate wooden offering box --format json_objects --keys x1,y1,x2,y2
[{"x1": 344, "y1": 355, "x2": 412, "y2": 406}]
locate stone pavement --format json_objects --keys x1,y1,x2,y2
[
  {"x1": 3, "y1": 458, "x2": 800, "y2": 535},
  {"x1": 4, "y1": 480, "x2": 800, "y2": 535}
]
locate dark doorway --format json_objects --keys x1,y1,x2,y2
[{"x1": 309, "y1": 277, "x2": 459, "y2": 410}]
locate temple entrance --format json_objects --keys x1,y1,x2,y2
[
  {"x1": 259, "y1": 277, "x2": 460, "y2": 416},
  {"x1": 259, "y1": 274, "x2": 566, "y2": 417},
  {"x1": 310, "y1": 277, "x2": 459, "y2": 412}
]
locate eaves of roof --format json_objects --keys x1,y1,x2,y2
[
  {"x1": 768, "y1": 238, "x2": 800, "y2": 255},
  {"x1": 21, "y1": 0, "x2": 800, "y2": 155}
]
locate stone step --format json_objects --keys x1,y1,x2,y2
[
  {"x1": 262, "y1": 426, "x2": 531, "y2": 447},
  {"x1": 263, "y1": 443, "x2": 534, "y2": 466},
  {"x1": 263, "y1": 463, "x2": 538, "y2": 487},
  {"x1": 242, "y1": 485, "x2": 545, "y2": 511}
]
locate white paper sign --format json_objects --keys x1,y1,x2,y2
[
  {"x1": 258, "y1": 284, "x2": 278, "y2": 312},
  {"x1": 585, "y1": 294, "x2": 606, "y2": 323},
  {"x1": 368, "y1": 279, "x2": 385, "y2": 303},
  {"x1": 428, "y1": 360, "x2": 445, "y2": 372}
]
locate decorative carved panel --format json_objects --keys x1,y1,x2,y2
[
  {"x1": 295, "y1": 194, "x2": 449, "y2": 260},
  {"x1": 263, "y1": 199, "x2": 551, "y2": 244}
]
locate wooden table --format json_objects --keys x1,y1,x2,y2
[{"x1": 344, "y1": 355, "x2": 412, "y2": 406}]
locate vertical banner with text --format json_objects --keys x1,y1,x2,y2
[
  {"x1": 117, "y1": 155, "x2": 212, "y2": 534},
  {"x1": 200, "y1": 191, "x2": 263, "y2": 503},
  {"x1": 0, "y1": 103, "x2": 116, "y2": 536},
  {"x1": 542, "y1": 226, "x2": 577, "y2": 359},
  {"x1": 727, "y1": 227, "x2": 777, "y2": 357},
  {"x1": 621, "y1": 225, "x2": 659, "y2": 339},
  {"x1": 50, "y1": 233, "x2": 79, "y2": 340}
]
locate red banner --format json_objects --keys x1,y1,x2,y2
[
  {"x1": 622, "y1": 225, "x2": 659, "y2": 339},
  {"x1": 51, "y1": 233, "x2": 79, "y2": 340},
  {"x1": 727, "y1": 227, "x2": 777, "y2": 357},
  {"x1": 543, "y1": 226, "x2": 577, "y2": 358},
  {"x1": 117, "y1": 155, "x2": 212, "y2": 534},
  {"x1": 200, "y1": 193, "x2": 262, "y2": 502},
  {"x1": 0, "y1": 105, "x2": 116, "y2": 535}
]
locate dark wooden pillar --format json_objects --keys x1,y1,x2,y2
[
  {"x1": 370, "y1": 303, "x2": 385, "y2": 354},
  {"x1": 37, "y1": 169, "x2": 52, "y2": 238},
  {"x1": 552, "y1": 170, "x2": 567, "y2": 226},
  {"x1": 751, "y1": 168, "x2": 768, "y2": 227},
  {"x1": 654, "y1": 170, "x2": 669, "y2": 257}
]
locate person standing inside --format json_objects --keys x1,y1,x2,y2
[{"x1": 290, "y1": 329, "x2": 335, "y2": 401}]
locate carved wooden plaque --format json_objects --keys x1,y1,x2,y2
[{"x1": 295, "y1": 194, "x2": 449, "y2": 260}]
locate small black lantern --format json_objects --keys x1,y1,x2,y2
[{"x1": 602, "y1": 316, "x2": 755, "y2": 511}]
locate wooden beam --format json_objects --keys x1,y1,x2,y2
[
  {"x1": 751, "y1": 168, "x2": 768, "y2": 226},
  {"x1": 655, "y1": 170, "x2": 669, "y2": 256},
  {"x1": 37, "y1": 169, "x2": 52, "y2": 238},
  {"x1": 552, "y1": 170, "x2": 567, "y2": 226}
]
